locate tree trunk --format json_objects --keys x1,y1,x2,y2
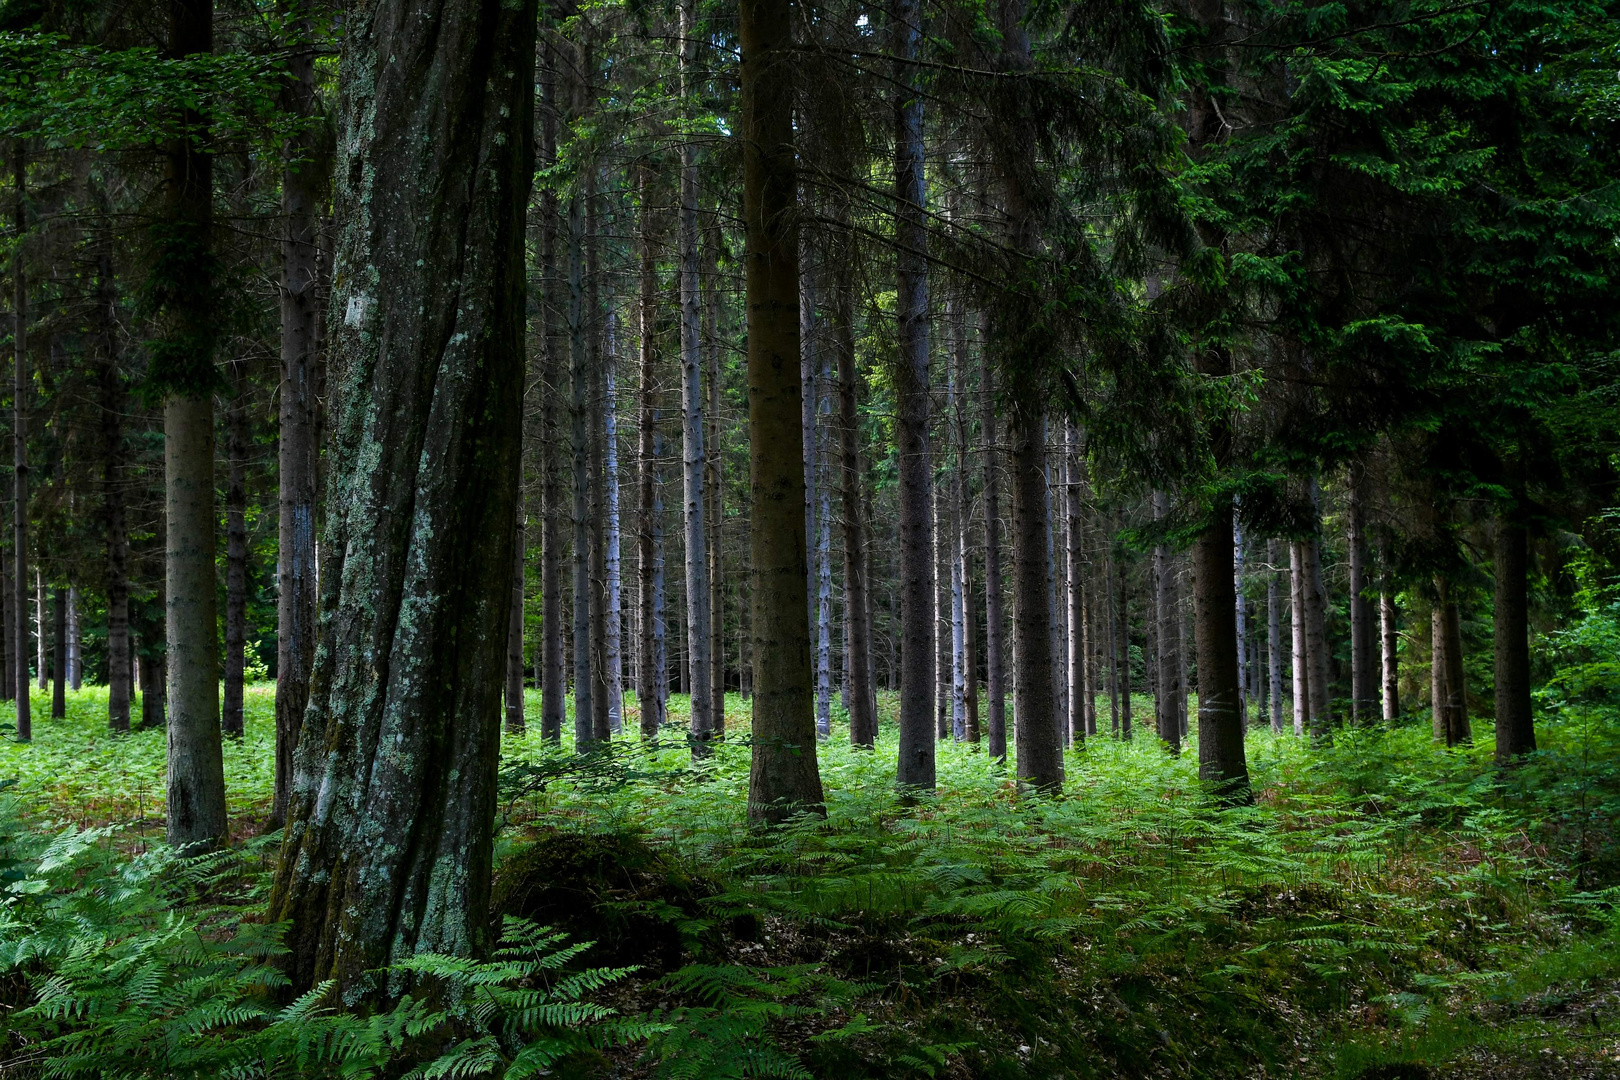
[
  {"x1": 604, "y1": 313, "x2": 624, "y2": 736},
  {"x1": 934, "y1": 468, "x2": 951, "y2": 741},
  {"x1": 506, "y1": 519, "x2": 526, "y2": 734},
  {"x1": 1304, "y1": 535, "x2": 1331, "y2": 738},
  {"x1": 947, "y1": 367, "x2": 966, "y2": 740},
  {"x1": 273, "y1": 11, "x2": 324, "y2": 822},
  {"x1": 68, "y1": 587, "x2": 81, "y2": 692},
  {"x1": 11, "y1": 142, "x2": 28, "y2": 743},
  {"x1": 538, "y1": 35, "x2": 566, "y2": 744},
  {"x1": 1194, "y1": 499, "x2": 1249, "y2": 798},
  {"x1": 1117, "y1": 560, "x2": 1132, "y2": 740},
  {"x1": 94, "y1": 213, "x2": 131, "y2": 734},
  {"x1": 1443, "y1": 590, "x2": 1470, "y2": 745},
  {"x1": 1381, "y1": 572, "x2": 1398, "y2": 722},
  {"x1": 892, "y1": 0, "x2": 934, "y2": 791},
  {"x1": 835, "y1": 231, "x2": 875, "y2": 748},
  {"x1": 223, "y1": 359, "x2": 248, "y2": 739},
  {"x1": 1266, "y1": 541, "x2": 1283, "y2": 734},
  {"x1": 34, "y1": 570, "x2": 44, "y2": 693},
  {"x1": 1107, "y1": 550, "x2": 1120, "y2": 736},
  {"x1": 157, "y1": 0, "x2": 225, "y2": 852},
  {"x1": 980, "y1": 334, "x2": 1006, "y2": 760},
  {"x1": 568, "y1": 151, "x2": 595, "y2": 751},
  {"x1": 1154, "y1": 492, "x2": 1178, "y2": 752},
  {"x1": 50, "y1": 586, "x2": 64, "y2": 719},
  {"x1": 1010, "y1": 410, "x2": 1060, "y2": 786},
  {"x1": 1430, "y1": 591, "x2": 1447, "y2": 742},
  {"x1": 957, "y1": 319, "x2": 979, "y2": 745},
  {"x1": 1347, "y1": 469, "x2": 1375, "y2": 725},
  {"x1": 679, "y1": 0, "x2": 712, "y2": 748},
  {"x1": 706, "y1": 254, "x2": 725, "y2": 734},
  {"x1": 741, "y1": 0, "x2": 824, "y2": 821},
  {"x1": 266, "y1": 0, "x2": 534, "y2": 997},
  {"x1": 1066, "y1": 431, "x2": 1085, "y2": 747},
  {"x1": 1233, "y1": 520, "x2": 1248, "y2": 726},
  {"x1": 1290, "y1": 540, "x2": 1308, "y2": 736},
  {"x1": 586, "y1": 164, "x2": 610, "y2": 747},
  {"x1": 138, "y1": 628, "x2": 167, "y2": 731},
  {"x1": 816, "y1": 374, "x2": 833, "y2": 739},
  {"x1": 636, "y1": 163, "x2": 665, "y2": 739},
  {"x1": 1493, "y1": 521, "x2": 1534, "y2": 759}
]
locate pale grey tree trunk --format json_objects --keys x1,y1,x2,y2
[
  {"x1": 1066, "y1": 427, "x2": 1085, "y2": 747},
  {"x1": 815, "y1": 360, "x2": 833, "y2": 739},
  {"x1": 636, "y1": 164, "x2": 664, "y2": 738},
  {"x1": 568, "y1": 164, "x2": 595, "y2": 751},
  {"x1": 1381, "y1": 565, "x2": 1398, "y2": 721},
  {"x1": 980, "y1": 333, "x2": 1005, "y2": 758},
  {"x1": 947, "y1": 364, "x2": 965, "y2": 739},
  {"x1": 67, "y1": 587, "x2": 81, "y2": 691},
  {"x1": 705, "y1": 254, "x2": 725, "y2": 733},
  {"x1": 934, "y1": 464, "x2": 951, "y2": 740},
  {"x1": 954, "y1": 306, "x2": 979, "y2": 745},
  {"x1": 1233, "y1": 519, "x2": 1248, "y2": 727}
]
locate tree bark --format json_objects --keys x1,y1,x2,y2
[
  {"x1": 835, "y1": 232, "x2": 875, "y2": 748},
  {"x1": 585, "y1": 162, "x2": 611, "y2": 747},
  {"x1": 1291, "y1": 540, "x2": 1308, "y2": 736},
  {"x1": 50, "y1": 587, "x2": 64, "y2": 719},
  {"x1": 538, "y1": 34, "x2": 565, "y2": 744},
  {"x1": 891, "y1": 0, "x2": 934, "y2": 790},
  {"x1": 604, "y1": 313, "x2": 624, "y2": 736},
  {"x1": 506, "y1": 519, "x2": 526, "y2": 734},
  {"x1": 1493, "y1": 520, "x2": 1533, "y2": 759},
  {"x1": 1304, "y1": 534, "x2": 1331, "y2": 738},
  {"x1": 93, "y1": 206, "x2": 131, "y2": 734},
  {"x1": 1430, "y1": 591, "x2": 1447, "y2": 742},
  {"x1": 1234, "y1": 519, "x2": 1248, "y2": 726},
  {"x1": 1154, "y1": 492, "x2": 1178, "y2": 752},
  {"x1": 706, "y1": 254, "x2": 725, "y2": 733},
  {"x1": 1266, "y1": 540, "x2": 1283, "y2": 734},
  {"x1": 957, "y1": 312, "x2": 980, "y2": 746},
  {"x1": 980, "y1": 334, "x2": 1006, "y2": 759},
  {"x1": 273, "y1": 10, "x2": 325, "y2": 822},
  {"x1": 1194, "y1": 499, "x2": 1249, "y2": 798},
  {"x1": 1117, "y1": 559, "x2": 1132, "y2": 740},
  {"x1": 1066, "y1": 431, "x2": 1085, "y2": 748},
  {"x1": 636, "y1": 164, "x2": 665, "y2": 739},
  {"x1": 1010, "y1": 410, "x2": 1061, "y2": 786},
  {"x1": 266, "y1": 0, "x2": 534, "y2": 997},
  {"x1": 934, "y1": 464, "x2": 951, "y2": 740},
  {"x1": 1381, "y1": 571, "x2": 1398, "y2": 721},
  {"x1": 1347, "y1": 469, "x2": 1376, "y2": 724},
  {"x1": 1443, "y1": 588, "x2": 1470, "y2": 745},
  {"x1": 11, "y1": 142, "x2": 27, "y2": 743},
  {"x1": 223, "y1": 359, "x2": 248, "y2": 739},
  {"x1": 68, "y1": 587, "x2": 82, "y2": 692},
  {"x1": 741, "y1": 0, "x2": 823, "y2": 821},
  {"x1": 568, "y1": 143, "x2": 595, "y2": 752}
]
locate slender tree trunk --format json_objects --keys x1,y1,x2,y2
[
  {"x1": 1494, "y1": 520, "x2": 1534, "y2": 760},
  {"x1": 50, "y1": 587, "x2": 64, "y2": 719},
  {"x1": 1066, "y1": 430, "x2": 1085, "y2": 747},
  {"x1": 1443, "y1": 590, "x2": 1470, "y2": 745},
  {"x1": 637, "y1": 164, "x2": 664, "y2": 739},
  {"x1": 604, "y1": 313, "x2": 624, "y2": 736},
  {"x1": 835, "y1": 232, "x2": 875, "y2": 748},
  {"x1": 586, "y1": 166, "x2": 610, "y2": 747},
  {"x1": 538, "y1": 36, "x2": 565, "y2": 744},
  {"x1": 957, "y1": 315, "x2": 979, "y2": 745},
  {"x1": 266, "y1": 0, "x2": 535, "y2": 996},
  {"x1": 947, "y1": 367, "x2": 965, "y2": 739},
  {"x1": 706, "y1": 257, "x2": 725, "y2": 733},
  {"x1": 11, "y1": 142, "x2": 28, "y2": 744},
  {"x1": 35, "y1": 571, "x2": 44, "y2": 693},
  {"x1": 1266, "y1": 541, "x2": 1283, "y2": 734},
  {"x1": 273, "y1": 10, "x2": 324, "y2": 821},
  {"x1": 1117, "y1": 562, "x2": 1132, "y2": 740},
  {"x1": 680, "y1": 0, "x2": 712, "y2": 748},
  {"x1": 1304, "y1": 535, "x2": 1331, "y2": 738},
  {"x1": 934, "y1": 467, "x2": 951, "y2": 740},
  {"x1": 67, "y1": 587, "x2": 81, "y2": 692},
  {"x1": 981, "y1": 335, "x2": 1006, "y2": 759},
  {"x1": 1381, "y1": 568, "x2": 1398, "y2": 722},
  {"x1": 892, "y1": 0, "x2": 934, "y2": 790},
  {"x1": 816, "y1": 373, "x2": 833, "y2": 739},
  {"x1": 223, "y1": 360, "x2": 248, "y2": 739},
  {"x1": 1011, "y1": 411, "x2": 1061, "y2": 786},
  {"x1": 1291, "y1": 541, "x2": 1308, "y2": 736},
  {"x1": 139, "y1": 630, "x2": 166, "y2": 730},
  {"x1": 568, "y1": 147, "x2": 595, "y2": 751},
  {"x1": 741, "y1": 0, "x2": 824, "y2": 820},
  {"x1": 1, "y1": 548, "x2": 11, "y2": 703},
  {"x1": 1431, "y1": 591, "x2": 1447, "y2": 742},
  {"x1": 1047, "y1": 449, "x2": 1066, "y2": 738},
  {"x1": 506, "y1": 519, "x2": 526, "y2": 734},
  {"x1": 1233, "y1": 521, "x2": 1249, "y2": 726},
  {"x1": 1154, "y1": 492, "x2": 1178, "y2": 752},
  {"x1": 94, "y1": 216, "x2": 131, "y2": 734},
  {"x1": 1107, "y1": 550, "x2": 1120, "y2": 736},
  {"x1": 1347, "y1": 469, "x2": 1375, "y2": 725}
]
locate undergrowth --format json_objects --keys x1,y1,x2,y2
[{"x1": 0, "y1": 677, "x2": 1616, "y2": 1078}]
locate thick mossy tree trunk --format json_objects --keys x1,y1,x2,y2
[
  {"x1": 272, "y1": 11, "x2": 325, "y2": 825},
  {"x1": 891, "y1": 0, "x2": 934, "y2": 790},
  {"x1": 266, "y1": 0, "x2": 534, "y2": 997},
  {"x1": 158, "y1": 0, "x2": 225, "y2": 850},
  {"x1": 741, "y1": 0, "x2": 823, "y2": 823},
  {"x1": 1494, "y1": 520, "x2": 1535, "y2": 760}
]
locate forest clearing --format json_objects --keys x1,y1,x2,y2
[{"x1": 1, "y1": 0, "x2": 1619, "y2": 1075}]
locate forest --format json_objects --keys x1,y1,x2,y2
[{"x1": 0, "y1": 0, "x2": 1618, "y2": 1075}]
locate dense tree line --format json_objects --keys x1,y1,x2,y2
[{"x1": 0, "y1": 0, "x2": 1616, "y2": 1000}]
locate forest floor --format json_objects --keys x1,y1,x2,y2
[{"x1": 3, "y1": 684, "x2": 1619, "y2": 1079}]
